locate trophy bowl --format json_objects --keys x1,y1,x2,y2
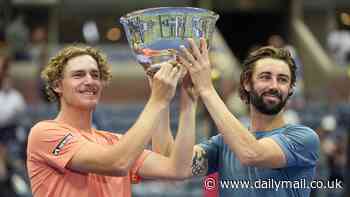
[{"x1": 120, "y1": 7, "x2": 219, "y2": 76}]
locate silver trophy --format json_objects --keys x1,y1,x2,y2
[{"x1": 120, "y1": 7, "x2": 219, "y2": 76}]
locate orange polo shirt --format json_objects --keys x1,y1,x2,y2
[{"x1": 27, "y1": 120, "x2": 151, "y2": 197}]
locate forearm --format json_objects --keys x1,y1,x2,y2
[
  {"x1": 168, "y1": 101, "x2": 196, "y2": 177},
  {"x1": 151, "y1": 106, "x2": 174, "y2": 156},
  {"x1": 200, "y1": 89, "x2": 263, "y2": 164},
  {"x1": 108, "y1": 99, "x2": 169, "y2": 171}
]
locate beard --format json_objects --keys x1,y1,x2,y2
[{"x1": 249, "y1": 88, "x2": 288, "y2": 115}]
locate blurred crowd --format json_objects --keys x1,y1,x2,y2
[
  {"x1": 0, "y1": 46, "x2": 30, "y2": 196},
  {"x1": 0, "y1": 12, "x2": 349, "y2": 197}
]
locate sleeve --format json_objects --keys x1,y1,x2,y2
[
  {"x1": 28, "y1": 122, "x2": 89, "y2": 173},
  {"x1": 270, "y1": 125, "x2": 320, "y2": 167},
  {"x1": 198, "y1": 134, "x2": 222, "y2": 175},
  {"x1": 130, "y1": 150, "x2": 152, "y2": 184}
]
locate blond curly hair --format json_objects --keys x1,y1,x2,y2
[{"x1": 41, "y1": 44, "x2": 112, "y2": 102}]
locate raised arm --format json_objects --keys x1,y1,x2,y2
[
  {"x1": 148, "y1": 74, "x2": 174, "y2": 157},
  {"x1": 67, "y1": 63, "x2": 183, "y2": 176},
  {"x1": 138, "y1": 74, "x2": 198, "y2": 179},
  {"x1": 151, "y1": 106, "x2": 174, "y2": 156},
  {"x1": 178, "y1": 38, "x2": 286, "y2": 169}
]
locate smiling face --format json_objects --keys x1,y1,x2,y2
[
  {"x1": 244, "y1": 58, "x2": 292, "y2": 115},
  {"x1": 54, "y1": 54, "x2": 102, "y2": 110}
]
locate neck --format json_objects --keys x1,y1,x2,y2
[
  {"x1": 249, "y1": 106, "x2": 286, "y2": 132},
  {"x1": 55, "y1": 103, "x2": 94, "y2": 132}
]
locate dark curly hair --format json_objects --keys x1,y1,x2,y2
[
  {"x1": 41, "y1": 44, "x2": 112, "y2": 102},
  {"x1": 239, "y1": 46, "x2": 297, "y2": 104}
]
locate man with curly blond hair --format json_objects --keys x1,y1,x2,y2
[
  {"x1": 26, "y1": 44, "x2": 197, "y2": 197},
  {"x1": 40, "y1": 45, "x2": 112, "y2": 103}
]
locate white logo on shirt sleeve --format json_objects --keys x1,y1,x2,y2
[{"x1": 52, "y1": 133, "x2": 73, "y2": 156}]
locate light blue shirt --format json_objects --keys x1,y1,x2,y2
[{"x1": 199, "y1": 124, "x2": 320, "y2": 197}]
